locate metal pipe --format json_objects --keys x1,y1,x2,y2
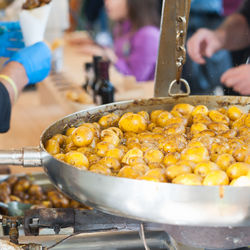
[{"x1": 0, "y1": 147, "x2": 42, "y2": 167}]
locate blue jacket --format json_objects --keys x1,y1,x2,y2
[{"x1": 191, "y1": 0, "x2": 223, "y2": 14}]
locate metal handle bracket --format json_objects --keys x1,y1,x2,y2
[
  {"x1": 0, "y1": 147, "x2": 42, "y2": 167},
  {"x1": 154, "y1": 0, "x2": 191, "y2": 97},
  {"x1": 168, "y1": 78, "x2": 190, "y2": 97}
]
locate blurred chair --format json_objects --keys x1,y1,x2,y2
[{"x1": 81, "y1": 0, "x2": 112, "y2": 47}]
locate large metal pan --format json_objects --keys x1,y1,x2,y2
[
  {"x1": 0, "y1": 96, "x2": 250, "y2": 248},
  {"x1": 0, "y1": 96, "x2": 250, "y2": 225}
]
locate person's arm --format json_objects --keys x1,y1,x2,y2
[
  {"x1": 0, "y1": 42, "x2": 51, "y2": 133},
  {"x1": 0, "y1": 83, "x2": 11, "y2": 133},
  {"x1": 0, "y1": 62, "x2": 28, "y2": 104},
  {"x1": 115, "y1": 27, "x2": 160, "y2": 82},
  {"x1": 219, "y1": 0, "x2": 250, "y2": 96},
  {"x1": 0, "y1": 63, "x2": 28, "y2": 133},
  {"x1": 187, "y1": 0, "x2": 250, "y2": 64},
  {"x1": 215, "y1": 13, "x2": 250, "y2": 51}
]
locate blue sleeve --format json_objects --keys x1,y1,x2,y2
[{"x1": 0, "y1": 83, "x2": 11, "y2": 133}]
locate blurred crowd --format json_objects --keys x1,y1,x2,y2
[
  {"x1": 1, "y1": 0, "x2": 249, "y2": 92},
  {"x1": 184, "y1": 0, "x2": 248, "y2": 95},
  {"x1": 68, "y1": 0, "x2": 249, "y2": 95}
]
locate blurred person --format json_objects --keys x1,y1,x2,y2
[
  {"x1": 83, "y1": 0, "x2": 104, "y2": 29},
  {"x1": 222, "y1": 0, "x2": 248, "y2": 96},
  {"x1": 182, "y1": 0, "x2": 233, "y2": 95},
  {"x1": 187, "y1": 0, "x2": 250, "y2": 95},
  {"x1": 2, "y1": 0, "x2": 69, "y2": 74},
  {"x1": 106, "y1": 0, "x2": 160, "y2": 81},
  {"x1": 0, "y1": 22, "x2": 51, "y2": 133},
  {"x1": 81, "y1": 0, "x2": 112, "y2": 47},
  {"x1": 74, "y1": 0, "x2": 161, "y2": 82}
]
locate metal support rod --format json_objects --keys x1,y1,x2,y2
[
  {"x1": 139, "y1": 223, "x2": 151, "y2": 250},
  {"x1": 0, "y1": 147, "x2": 42, "y2": 167},
  {"x1": 154, "y1": 0, "x2": 177, "y2": 97},
  {"x1": 154, "y1": 0, "x2": 191, "y2": 97}
]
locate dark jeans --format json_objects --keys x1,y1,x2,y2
[
  {"x1": 182, "y1": 12, "x2": 233, "y2": 95},
  {"x1": 225, "y1": 47, "x2": 250, "y2": 95}
]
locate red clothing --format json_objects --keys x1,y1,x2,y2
[
  {"x1": 238, "y1": 0, "x2": 250, "y2": 25},
  {"x1": 223, "y1": 0, "x2": 244, "y2": 16}
]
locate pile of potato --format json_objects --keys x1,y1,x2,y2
[
  {"x1": 45, "y1": 103, "x2": 250, "y2": 186},
  {"x1": 22, "y1": 0, "x2": 51, "y2": 9},
  {"x1": 0, "y1": 175, "x2": 87, "y2": 210}
]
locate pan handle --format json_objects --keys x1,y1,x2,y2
[
  {"x1": 0, "y1": 147, "x2": 42, "y2": 167},
  {"x1": 168, "y1": 78, "x2": 191, "y2": 97}
]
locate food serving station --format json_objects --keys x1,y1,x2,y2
[{"x1": 0, "y1": 0, "x2": 249, "y2": 249}]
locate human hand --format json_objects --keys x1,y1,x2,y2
[
  {"x1": 103, "y1": 48, "x2": 117, "y2": 64},
  {"x1": 187, "y1": 28, "x2": 223, "y2": 64},
  {"x1": 221, "y1": 64, "x2": 250, "y2": 95},
  {"x1": 0, "y1": 22, "x2": 24, "y2": 58},
  {"x1": 7, "y1": 42, "x2": 51, "y2": 84}
]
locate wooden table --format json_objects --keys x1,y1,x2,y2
[
  {"x1": 0, "y1": 91, "x2": 65, "y2": 174},
  {"x1": 39, "y1": 34, "x2": 155, "y2": 112}
]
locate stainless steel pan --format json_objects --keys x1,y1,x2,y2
[
  {"x1": 0, "y1": 0, "x2": 249, "y2": 247},
  {"x1": 0, "y1": 96, "x2": 250, "y2": 248},
  {"x1": 0, "y1": 96, "x2": 249, "y2": 227}
]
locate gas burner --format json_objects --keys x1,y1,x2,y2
[
  {"x1": 1, "y1": 209, "x2": 250, "y2": 250},
  {"x1": 0, "y1": 208, "x2": 177, "y2": 250}
]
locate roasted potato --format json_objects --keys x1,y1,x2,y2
[
  {"x1": 191, "y1": 105, "x2": 209, "y2": 116},
  {"x1": 203, "y1": 170, "x2": 229, "y2": 186},
  {"x1": 226, "y1": 162, "x2": 250, "y2": 180},
  {"x1": 165, "y1": 164, "x2": 192, "y2": 181},
  {"x1": 119, "y1": 113, "x2": 147, "y2": 133},
  {"x1": 156, "y1": 111, "x2": 173, "y2": 127},
  {"x1": 64, "y1": 151, "x2": 89, "y2": 169},
  {"x1": 227, "y1": 106, "x2": 243, "y2": 121},
  {"x1": 45, "y1": 103, "x2": 250, "y2": 186},
  {"x1": 96, "y1": 141, "x2": 115, "y2": 157},
  {"x1": 72, "y1": 126, "x2": 94, "y2": 147},
  {"x1": 45, "y1": 139, "x2": 60, "y2": 155},
  {"x1": 216, "y1": 153, "x2": 235, "y2": 171},
  {"x1": 172, "y1": 173, "x2": 202, "y2": 185},
  {"x1": 190, "y1": 123, "x2": 207, "y2": 135},
  {"x1": 99, "y1": 157, "x2": 121, "y2": 171},
  {"x1": 150, "y1": 110, "x2": 164, "y2": 123},
  {"x1": 194, "y1": 161, "x2": 220, "y2": 178},
  {"x1": 208, "y1": 110, "x2": 229, "y2": 125},
  {"x1": 98, "y1": 113, "x2": 120, "y2": 128},
  {"x1": 117, "y1": 166, "x2": 142, "y2": 179},
  {"x1": 143, "y1": 168, "x2": 166, "y2": 182},
  {"x1": 172, "y1": 103, "x2": 194, "y2": 116},
  {"x1": 144, "y1": 149, "x2": 164, "y2": 164},
  {"x1": 89, "y1": 164, "x2": 112, "y2": 175},
  {"x1": 163, "y1": 152, "x2": 180, "y2": 167},
  {"x1": 181, "y1": 146, "x2": 209, "y2": 163}
]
